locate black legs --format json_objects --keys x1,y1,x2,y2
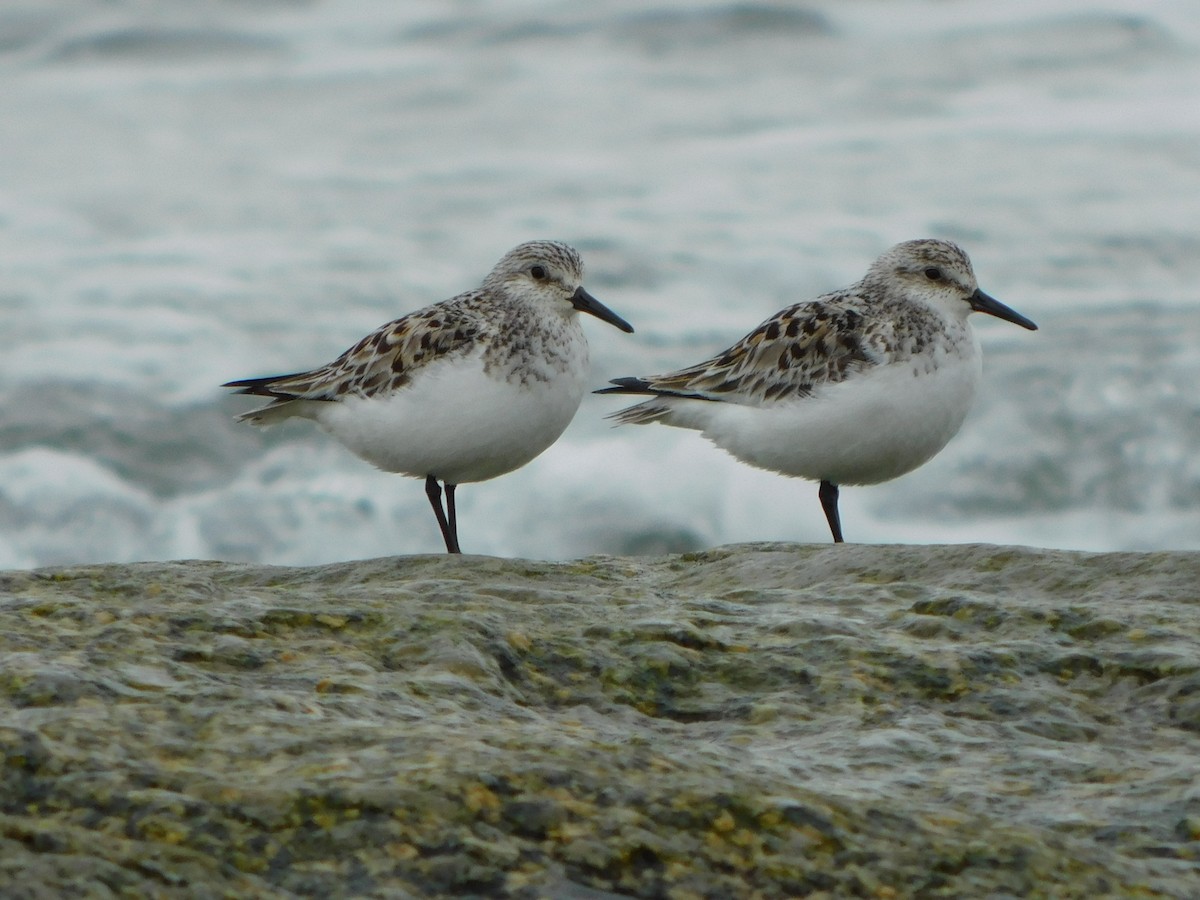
[
  {"x1": 425, "y1": 475, "x2": 461, "y2": 554},
  {"x1": 425, "y1": 474, "x2": 844, "y2": 552},
  {"x1": 445, "y1": 484, "x2": 458, "y2": 551},
  {"x1": 818, "y1": 480, "x2": 844, "y2": 543}
]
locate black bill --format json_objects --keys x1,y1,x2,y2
[
  {"x1": 970, "y1": 288, "x2": 1038, "y2": 331},
  {"x1": 572, "y1": 286, "x2": 634, "y2": 333}
]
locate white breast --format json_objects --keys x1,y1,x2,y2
[
  {"x1": 698, "y1": 339, "x2": 983, "y2": 486},
  {"x1": 313, "y1": 339, "x2": 590, "y2": 485}
]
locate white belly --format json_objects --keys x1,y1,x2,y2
[
  {"x1": 698, "y1": 351, "x2": 982, "y2": 486},
  {"x1": 313, "y1": 352, "x2": 588, "y2": 484}
]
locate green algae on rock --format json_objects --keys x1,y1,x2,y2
[{"x1": 1, "y1": 544, "x2": 1198, "y2": 897}]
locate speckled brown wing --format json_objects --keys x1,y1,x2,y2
[
  {"x1": 603, "y1": 295, "x2": 883, "y2": 407},
  {"x1": 224, "y1": 294, "x2": 487, "y2": 402}
]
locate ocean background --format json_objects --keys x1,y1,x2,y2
[{"x1": 1, "y1": 0, "x2": 1198, "y2": 567}]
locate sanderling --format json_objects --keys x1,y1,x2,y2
[
  {"x1": 598, "y1": 239, "x2": 1037, "y2": 543},
  {"x1": 225, "y1": 240, "x2": 633, "y2": 554}
]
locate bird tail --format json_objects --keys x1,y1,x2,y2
[
  {"x1": 223, "y1": 373, "x2": 319, "y2": 427},
  {"x1": 607, "y1": 400, "x2": 675, "y2": 426},
  {"x1": 596, "y1": 377, "x2": 707, "y2": 427},
  {"x1": 234, "y1": 400, "x2": 303, "y2": 426},
  {"x1": 223, "y1": 372, "x2": 308, "y2": 397}
]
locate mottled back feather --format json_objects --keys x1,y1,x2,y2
[
  {"x1": 225, "y1": 295, "x2": 489, "y2": 404},
  {"x1": 634, "y1": 296, "x2": 885, "y2": 403},
  {"x1": 598, "y1": 239, "x2": 986, "y2": 425},
  {"x1": 225, "y1": 240, "x2": 600, "y2": 411}
]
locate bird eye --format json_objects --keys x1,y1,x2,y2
[
  {"x1": 924, "y1": 267, "x2": 943, "y2": 281},
  {"x1": 530, "y1": 265, "x2": 548, "y2": 281}
]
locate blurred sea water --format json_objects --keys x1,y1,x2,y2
[{"x1": 1, "y1": 0, "x2": 1198, "y2": 566}]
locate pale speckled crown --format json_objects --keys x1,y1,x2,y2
[
  {"x1": 483, "y1": 240, "x2": 585, "y2": 288},
  {"x1": 864, "y1": 239, "x2": 976, "y2": 289}
]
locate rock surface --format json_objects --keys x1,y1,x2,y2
[{"x1": 1, "y1": 543, "x2": 1198, "y2": 898}]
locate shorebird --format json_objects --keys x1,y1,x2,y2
[
  {"x1": 226, "y1": 240, "x2": 633, "y2": 554},
  {"x1": 598, "y1": 239, "x2": 1036, "y2": 542}
]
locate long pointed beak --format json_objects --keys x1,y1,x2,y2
[
  {"x1": 572, "y1": 286, "x2": 634, "y2": 333},
  {"x1": 969, "y1": 288, "x2": 1038, "y2": 331}
]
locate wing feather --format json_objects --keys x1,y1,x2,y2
[
  {"x1": 600, "y1": 294, "x2": 883, "y2": 408},
  {"x1": 224, "y1": 294, "x2": 487, "y2": 404}
]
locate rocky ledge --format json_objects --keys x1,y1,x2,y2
[{"x1": 1, "y1": 544, "x2": 1198, "y2": 898}]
